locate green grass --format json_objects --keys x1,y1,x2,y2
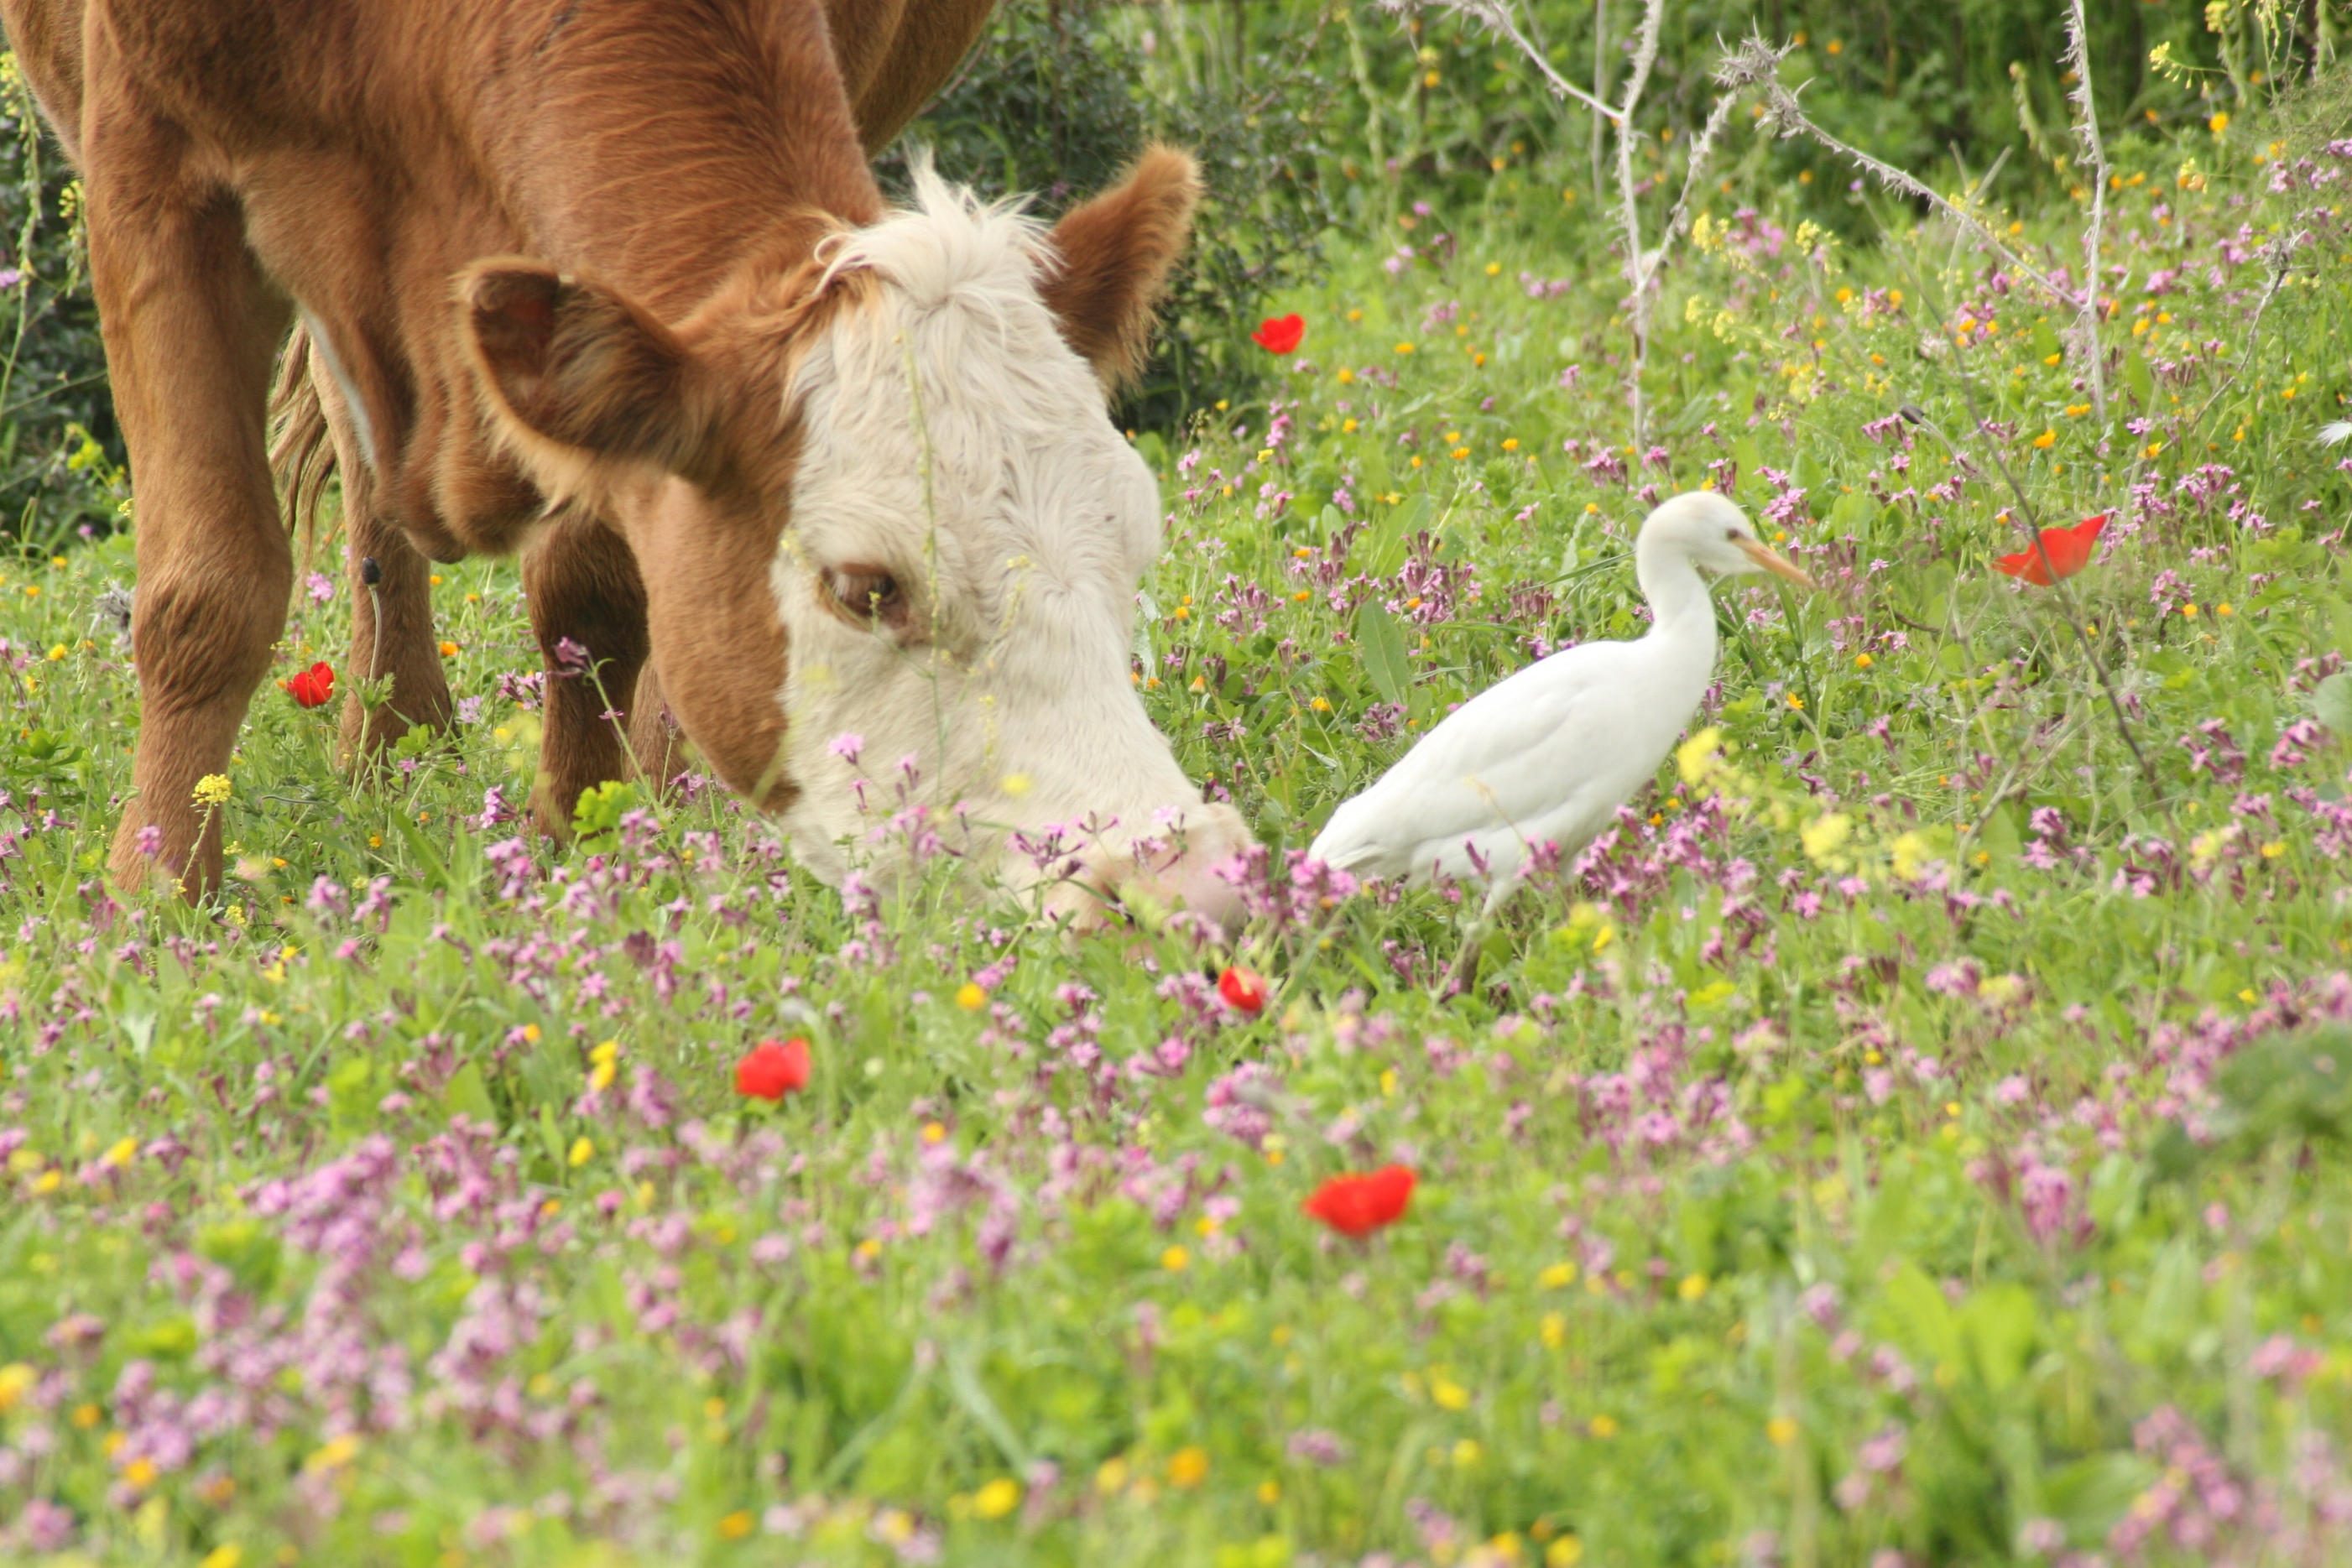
[{"x1": 3, "y1": 117, "x2": 2352, "y2": 1568}]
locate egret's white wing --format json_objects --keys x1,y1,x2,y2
[
  {"x1": 1311, "y1": 641, "x2": 1640, "y2": 877},
  {"x1": 1382, "y1": 686, "x2": 1663, "y2": 884}
]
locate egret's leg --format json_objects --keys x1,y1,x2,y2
[
  {"x1": 1440, "y1": 869, "x2": 1525, "y2": 998},
  {"x1": 1478, "y1": 863, "x2": 1531, "y2": 918}
]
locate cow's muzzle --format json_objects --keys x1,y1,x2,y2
[{"x1": 1037, "y1": 803, "x2": 1255, "y2": 939}]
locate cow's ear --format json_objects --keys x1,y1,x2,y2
[
  {"x1": 1038, "y1": 146, "x2": 1201, "y2": 393},
  {"x1": 459, "y1": 260, "x2": 719, "y2": 485}
]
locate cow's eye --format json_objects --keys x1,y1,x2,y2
[{"x1": 829, "y1": 567, "x2": 901, "y2": 621}]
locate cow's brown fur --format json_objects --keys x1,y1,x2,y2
[{"x1": 1, "y1": 0, "x2": 1195, "y2": 895}]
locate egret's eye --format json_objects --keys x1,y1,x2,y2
[
  {"x1": 1724, "y1": 528, "x2": 1742, "y2": 542},
  {"x1": 825, "y1": 565, "x2": 907, "y2": 628}
]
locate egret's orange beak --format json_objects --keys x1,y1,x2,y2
[{"x1": 1735, "y1": 536, "x2": 1816, "y2": 589}]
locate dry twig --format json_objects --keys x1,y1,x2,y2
[
  {"x1": 1733, "y1": 39, "x2": 2067, "y2": 307},
  {"x1": 1399, "y1": 0, "x2": 1770, "y2": 445},
  {"x1": 1416, "y1": 0, "x2": 1623, "y2": 121},
  {"x1": 2060, "y1": 0, "x2": 2112, "y2": 421}
]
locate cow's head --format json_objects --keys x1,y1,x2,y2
[{"x1": 458, "y1": 148, "x2": 1251, "y2": 930}]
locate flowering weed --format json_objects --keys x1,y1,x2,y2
[{"x1": 3, "y1": 84, "x2": 2352, "y2": 1568}]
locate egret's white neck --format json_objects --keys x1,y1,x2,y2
[{"x1": 1634, "y1": 531, "x2": 1718, "y2": 646}]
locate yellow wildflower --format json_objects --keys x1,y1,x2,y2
[
  {"x1": 305, "y1": 1434, "x2": 362, "y2": 1472},
  {"x1": 0, "y1": 1363, "x2": 35, "y2": 1413}
]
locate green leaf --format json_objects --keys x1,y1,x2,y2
[
  {"x1": 1884, "y1": 1261, "x2": 1962, "y2": 1370},
  {"x1": 1855, "y1": 1158, "x2": 1915, "y2": 1264},
  {"x1": 120, "y1": 1011, "x2": 156, "y2": 1059},
  {"x1": 196, "y1": 1221, "x2": 282, "y2": 1296},
  {"x1": 1959, "y1": 1282, "x2": 2037, "y2": 1391},
  {"x1": 538, "y1": 1102, "x2": 566, "y2": 1174},
  {"x1": 2328, "y1": 600, "x2": 2352, "y2": 654},
  {"x1": 2175, "y1": 1025, "x2": 2352, "y2": 1162},
  {"x1": 1827, "y1": 489, "x2": 1877, "y2": 534},
  {"x1": 2124, "y1": 348, "x2": 2156, "y2": 408},
  {"x1": 1356, "y1": 601, "x2": 1411, "y2": 707},
  {"x1": 2045, "y1": 1452, "x2": 2158, "y2": 1545},
  {"x1": 945, "y1": 1341, "x2": 1032, "y2": 1471},
  {"x1": 124, "y1": 1315, "x2": 198, "y2": 1361},
  {"x1": 2086, "y1": 1154, "x2": 2146, "y2": 1232},
  {"x1": 1359, "y1": 492, "x2": 1428, "y2": 577},
  {"x1": 571, "y1": 780, "x2": 642, "y2": 852},
  {"x1": 326, "y1": 1055, "x2": 376, "y2": 1134},
  {"x1": 2135, "y1": 1238, "x2": 2203, "y2": 1351},
  {"x1": 389, "y1": 809, "x2": 455, "y2": 893},
  {"x1": 444, "y1": 1060, "x2": 498, "y2": 1127},
  {"x1": 2314, "y1": 671, "x2": 2352, "y2": 737},
  {"x1": 1977, "y1": 804, "x2": 2022, "y2": 866}
]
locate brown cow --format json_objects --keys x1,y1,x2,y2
[{"x1": 3, "y1": 0, "x2": 1254, "y2": 926}]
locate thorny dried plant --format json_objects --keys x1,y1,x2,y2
[
  {"x1": 1394, "y1": 2, "x2": 2136, "y2": 440},
  {"x1": 1389, "y1": 0, "x2": 1739, "y2": 446}
]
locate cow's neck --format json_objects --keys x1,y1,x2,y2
[{"x1": 472, "y1": 0, "x2": 887, "y2": 316}]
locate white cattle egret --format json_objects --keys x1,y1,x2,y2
[{"x1": 1310, "y1": 491, "x2": 1812, "y2": 909}]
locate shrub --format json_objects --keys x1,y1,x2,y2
[
  {"x1": 879, "y1": 0, "x2": 1338, "y2": 429},
  {"x1": 0, "y1": 56, "x2": 122, "y2": 554}
]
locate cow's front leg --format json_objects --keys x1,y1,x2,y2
[
  {"x1": 624, "y1": 660, "x2": 688, "y2": 795},
  {"x1": 299, "y1": 344, "x2": 454, "y2": 762},
  {"x1": 520, "y1": 508, "x2": 657, "y2": 838},
  {"x1": 93, "y1": 131, "x2": 295, "y2": 896}
]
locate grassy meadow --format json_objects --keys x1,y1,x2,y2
[{"x1": 4, "y1": 38, "x2": 2352, "y2": 1568}]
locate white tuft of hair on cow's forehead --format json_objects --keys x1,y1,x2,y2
[{"x1": 816, "y1": 155, "x2": 1047, "y2": 325}]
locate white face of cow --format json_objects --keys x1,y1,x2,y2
[
  {"x1": 457, "y1": 150, "x2": 1250, "y2": 930},
  {"x1": 770, "y1": 171, "x2": 1251, "y2": 925}
]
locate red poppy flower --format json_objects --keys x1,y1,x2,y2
[
  {"x1": 1252, "y1": 314, "x2": 1306, "y2": 355},
  {"x1": 1994, "y1": 513, "x2": 2106, "y2": 586},
  {"x1": 1303, "y1": 1164, "x2": 1416, "y2": 1237},
  {"x1": 734, "y1": 1037, "x2": 811, "y2": 1101},
  {"x1": 1218, "y1": 966, "x2": 1269, "y2": 1014},
  {"x1": 282, "y1": 660, "x2": 335, "y2": 709}
]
